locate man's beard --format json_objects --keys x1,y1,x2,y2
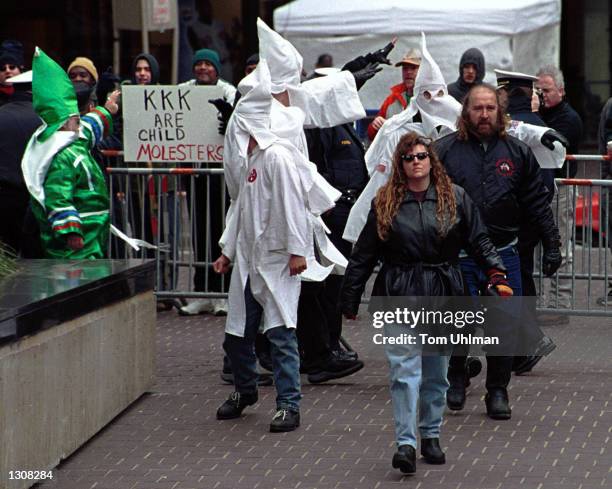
[{"x1": 469, "y1": 119, "x2": 498, "y2": 139}]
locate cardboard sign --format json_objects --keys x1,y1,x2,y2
[{"x1": 122, "y1": 84, "x2": 225, "y2": 163}]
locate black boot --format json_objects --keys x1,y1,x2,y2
[
  {"x1": 485, "y1": 388, "x2": 511, "y2": 420},
  {"x1": 392, "y1": 445, "x2": 416, "y2": 474},
  {"x1": 307, "y1": 353, "x2": 364, "y2": 384},
  {"x1": 420, "y1": 438, "x2": 446, "y2": 464},
  {"x1": 216, "y1": 391, "x2": 258, "y2": 420}
]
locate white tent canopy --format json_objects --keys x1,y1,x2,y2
[{"x1": 274, "y1": 0, "x2": 561, "y2": 110}]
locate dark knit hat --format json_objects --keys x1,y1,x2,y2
[
  {"x1": 245, "y1": 53, "x2": 259, "y2": 67},
  {"x1": 192, "y1": 48, "x2": 221, "y2": 75},
  {"x1": 0, "y1": 40, "x2": 24, "y2": 67}
]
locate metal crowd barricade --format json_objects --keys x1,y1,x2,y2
[
  {"x1": 99, "y1": 149, "x2": 612, "y2": 318},
  {"x1": 102, "y1": 150, "x2": 230, "y2": 306},
  {"x1": 535, "y1": 153, "x2": 612, "y2": 317}
]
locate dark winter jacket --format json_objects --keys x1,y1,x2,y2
[
  {"x1": 305, "y1": 123, "x2": 368, "y2": 195},
  {"x1": 447, "y1": 48, "x2": 485, "y2": 103},
  {"x1": 540, "y1": 100, "x2": 583, "y2": 177},
  {"x1": 434, "y1": 132, "x2": 559, "y2": 249},
  {"x1": 340, "y1": 184, "x2": 505, "y2": 316},
  {"x1": 0, "y1": 91, "x2": 41, "y2": 190}
]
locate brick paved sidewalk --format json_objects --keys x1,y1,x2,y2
[{"x1": 36, "y1": 311, "x2": 612, "y2": 489}]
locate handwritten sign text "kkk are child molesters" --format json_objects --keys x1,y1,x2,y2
[{"x1": 122, "y1": 85, "x2": 225, "y2": 163}]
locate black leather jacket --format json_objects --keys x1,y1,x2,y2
[{"x1": 341, "y1": 184, "x2": 505, "y2": 316}]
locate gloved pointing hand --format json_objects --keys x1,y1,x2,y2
[
  {"x1": 352, "y1": 62, "x2": 382, "y2": 90},
  {"x1": 208, "y1": 98, "x2": 234, "y2": 136},
  {"x1": 540, "y1": 129, "x2": 569, "y2": 150},
  {"x1": 365, "y1": 37, "x2": 397, "y2": 66}
]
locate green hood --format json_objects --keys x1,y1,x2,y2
[{"x1": 32, "y1": 47, "x2": 79, "y2": 142}]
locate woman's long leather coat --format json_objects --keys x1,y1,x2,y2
[{"x1": 341, "y1": 183, "x2": 506, "y2": 316}]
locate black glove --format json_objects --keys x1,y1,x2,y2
[
  {"x1": 540, "y1": 129, "x2": 569, "y2": 150},
  {"x1": 365, "y1": 40, "x2": 396, "y2": 66},
  {"x1": 542, "y1": 246, "x2": 562, "y2": 277},
  {"x1": 352, "y1": 62, "x2": 382, "y2": 90},
  {"x1": 342, "y1": 55, "x2": 368, "y2": 74},
  {"x1": 208, "y1": 98, "x2": 234, "y2": 136}
]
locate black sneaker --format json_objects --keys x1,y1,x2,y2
[
  {"x1": 269, "y1": 408, "x2": 300, "y2": 432},
  {"x1": 307, "y1": 356, "x2": 364, "y2": 384},
  {"x1": 216, "y1": 391, "x2": 258, "y2": 420}
]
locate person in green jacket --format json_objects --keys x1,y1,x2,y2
[{"x1": 21, "y1": 47, "x2": 119, "y2": 259}]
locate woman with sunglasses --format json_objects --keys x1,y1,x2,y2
[{"x1": 340, "y1": 132, "x2": 511, "y2": 474}]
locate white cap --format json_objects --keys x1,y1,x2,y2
[
  {"x1": 257, "y1": 18, "x2": 303, "y2": 94},
  {"x1": 494, "y1": 69, "x2": 537, "y2": 89},
  {"x1": 7, "y1": 70, "x2": 32, "y2": 83}
]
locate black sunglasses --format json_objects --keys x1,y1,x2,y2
[
  {"x1": 400, "y1": 151, "x2": 429, "y2": 162},
  {"x1": 1, "y1": 64, "x2": 17, "y2": 71}
]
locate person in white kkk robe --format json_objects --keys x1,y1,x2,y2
[
  {"x1": 218, "y1": 17, "x2": 370, "y2": 383},
  {"x1": 212, "y1": 60, "x2": 342, "y2": 433}
]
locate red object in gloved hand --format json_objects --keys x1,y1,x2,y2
[{"x1": 486, "y1": 269, "x2": 514, "y2": 297}]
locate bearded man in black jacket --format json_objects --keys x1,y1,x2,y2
[{"x1": 434, "y1": 84, "x2": 562, "y2": 420}]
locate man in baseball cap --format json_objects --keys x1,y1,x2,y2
[{"x1": 367, "y1": 47, "x2": 421, "y2": 141}]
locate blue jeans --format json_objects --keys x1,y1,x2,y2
[
  {"x1": 223, "y1": 279, "x2": 301, "y2": 411},
  {"x1": 452, "y1": 245, "x2": 522, "y2": 390},
  {"x1": 385, "y1": 336, "x2": 450, "y2": 448}
]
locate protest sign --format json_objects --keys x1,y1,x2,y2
[{"x1": 122, "y1": 84, "x2": 224, "y2": 163}]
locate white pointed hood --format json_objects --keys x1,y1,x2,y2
[
  {"x1": 385, "y1": 32, "x2": 461, "y2": 135},
  {"x1": 224, "y1": 60, "x2": 278, "y2": 200},
  {"x1": 257, "y1": 18, "x2": 303, "y2": 94}
]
